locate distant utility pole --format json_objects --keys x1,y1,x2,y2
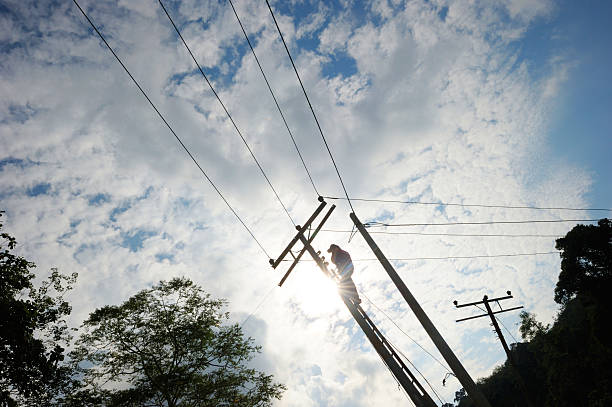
[
  {"x1": 454, "y1": 292, "x2": 534, "y2": 407},
  {"x1": 271, "y1": 198, "x2": 437, "y2": 407},
  {"x1": 351, "y1": 213, "x2": 492, "y2": 407}
]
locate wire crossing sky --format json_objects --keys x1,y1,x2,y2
[
  {"x1": 227, "y1": 0, "x2": 321, "y2": 198},
  {"x1": 265, "y1": 0, "x2": 356, "y2": 213},
  {"x1": 158, "y1": 0, "x2": 297, "y2": 228},
  {"x1": 70, "y1": 0, "x2": 272, "y2": 260}
]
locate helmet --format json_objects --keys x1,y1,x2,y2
[{"x1": 327, "y1": 244, "x2": 339, "y2": 253}]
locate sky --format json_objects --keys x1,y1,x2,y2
[{"x1": 1, "y1": 0, "x2": 611, "y2": 405}]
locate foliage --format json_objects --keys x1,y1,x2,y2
[
  {"x1": 68, "y1": 277, "x2": 285, "y2": 407},
  {"x1": 455, "y1": 219, "x2": 612, "y2": 407},
  {"x1": 554, "y1": 218, "x2": 611, "y2": 306},
  {"x1": 518, "y1": 310, "x2": 549, "y2": 341},
  {"x1": 0, "y1": 211, "x2": 77, "y2": 405}
]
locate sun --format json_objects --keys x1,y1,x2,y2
[{"x1": 291, "y1": 266, "x2": 344, "y2": 316}]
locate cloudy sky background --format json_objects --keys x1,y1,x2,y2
[{"x1": 1, "y1": 0, "x2": 611, "y2": 405}]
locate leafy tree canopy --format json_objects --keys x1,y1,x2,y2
[
  {"x1": 0, "y1": 211, "x2": 77, "y2": 405},
  {"x1": 68, "y1": 277, "x2": 285, "y2": 407},
  {"x1": 456, "y1": 219, "x2": 612, "y2": 407},
  {"x1": 554, "y1": 218, "x2": 612, "y2": 305}
]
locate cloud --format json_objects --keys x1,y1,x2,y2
[{"x1": 0, "y1": 0, "x2": 594, "y2": 405}]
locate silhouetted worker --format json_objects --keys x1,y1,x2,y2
[{"x1": 327, "y1": 244, "x2": 361, "y2": 304}]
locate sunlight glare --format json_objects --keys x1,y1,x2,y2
[{"x1": 291, "y1": 266, "x2": 343, "y2": 317}]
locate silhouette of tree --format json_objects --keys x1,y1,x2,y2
[
  {"x1": 554, "y1": 218, "x2": 611, "y2": 306},
  {"x1": 0, "y1": 211, "x2": 77, "y2": 405}
]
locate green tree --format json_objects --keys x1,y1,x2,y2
[
  {"x1": 0, "y1": 211, "x2": 77, "y2": 405},
  {"x1": 554, "y1": 218, "x2": 611, "y2": 306},
  {"x1": 68, "y1": 278, "x2": 285, "y2": 406},
  {"x1": 455, "y1": 219, "x2": 612, "y2": 407},
  {"x1": 518, "y1": 311, "x2": 549, "y2": 341}
]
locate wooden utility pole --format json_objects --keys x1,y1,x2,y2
[
  {"x1": 271, "y1": 199, "x2": 437, "y2": 407},
  {"x1": 455, "y1": 292, "x2": 533, "y2": 407},
  {"x1": 350, "y1": 212, "x2": 492, "y2": 407}
]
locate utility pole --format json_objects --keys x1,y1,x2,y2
[
  {"x1": 454, "y1": 292, "x2": 533, "y2": 407},
  {"x1": 350, "y1": 212, "x2": 492, "y2": 407},
  {"x1": 271, "y1": 199, "x2": 437, "y2": 407}
]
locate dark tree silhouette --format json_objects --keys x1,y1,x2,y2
[
  {"x1": 0, "y1": 211, "x2": 77, "y2": 405},
  {"x1": 456, "y1": 219, "x2": 612, "y2": 407},
  {"x1": 554, "y1": 218, "x2": 611, "y2": 306}
]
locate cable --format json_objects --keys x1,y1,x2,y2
[
  {"x1": 72, "y1": 0, "x2": 272, "y2": 260},
  {"x1": 158, "y1": 0, "x2": 296, "y2": 227},
  {"x1": 366, "y1": 219, "x2": 601, "y2": 227},
  {"x1": 321, "y1": 229, "x2": 562, "y2": 238},
  {"x1": 362, "y1": 293, "x2": 452, "y2": 374},
  {"x1": 374, "y1": 349, "x2": 413, "y2": 404},
  {"x1": 227, "y1": 0, "x2": 320, "y2": 197},
  {"x1": 474, "y1": 304, "x2": 519, "y2": 344},
  {"x1": 494, "y1": 314, "x2": 519, "y2": 344},
  {"x1": 325, "y1": 196, "x2": 612, "y2": 212},
  {"x1": 361, "y1": 296, "x2": 446, "y2": 404},
  {"x1": 264, "y1": 0, "x2": 355, "y2": 213},
  {"x1": 387, "y1": 338, "x2": 447, "y2": 405},
  {"x1": 283, "y1": 251, "x2": 559, "y2": 262},
  {"x1": 240, "y1": 283, "x2": 277, "y2": 327}
]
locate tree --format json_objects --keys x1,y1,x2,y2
[
  {"x1": 69, "y1": 278, "x2": 285, "y2": 406},
  {"x1": 554, "y1": 218, "x2": 611, "y2": 306},
  {"x1": 0, "y1": 211, "x2": 77, "y2": 405},
  {"x1": 518, "y1": 311, "x2": 549, "y2": 341},
  {"x1": 454, "y1": 219, "x2": 612, "y2": 407}
]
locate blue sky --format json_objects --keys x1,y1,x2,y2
[
  {"x1": 1, "y1": 0, "x2": 611, "y2": 405},
  {"x1": 513, "y1": 0, "x2": 612, "y2": 211}
]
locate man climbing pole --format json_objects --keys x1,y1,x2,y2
[{"x1": 327, "y1": 244, "x2": 361, "y2": 304}]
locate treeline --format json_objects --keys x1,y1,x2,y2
[
  {"x1": 0, "y1": 212, "x2": 285, "y2": 406},
  {"x1": 455, "y1": 219, "x2": 612, "y2": 407}
]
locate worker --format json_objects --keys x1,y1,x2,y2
[{"x1": 327, "y1": 244, "x2": 361, "y2": 304}]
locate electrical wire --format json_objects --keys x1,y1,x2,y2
[
  {"x1": 496, "y1": 315, "x2": 519, "y2": 344},
  {"x1": 366, "y1": 219, "x2": 601, "y2": 227},
  {"x1": 474, "y1": 304, "x2": 520, "y2": 345},
  {"x1": 158, "y1": 0, "x2": 297, "y2": 227},
  {"x1": 387, "y1": 337, "x2": 447, "y2": 405},
  {"x1": 226, "y1": 0, "x2": 320, "y2": 197},
  {"x1": 324, "y1": 196, "x2": 612, "y2": 212},
  {"x1": 283, "y1": 251, "x2": 559, "y2": 262},
  {"x1": 361, "y1": 295, "x2": 446, "y2": 404},
  {"x1": 240, "y1": 283, "x2": 277, "y2": 327},
  {"x1": 362, "y1": 292, "x2": 452, "y2": 374},
  {"x1": 373, "y1": 348, "x2": 413, "y2": 404},
  {"x1": 72, "y1": 0, "x2": 272, "y2": 259},
  {"x1": 264, "y1": 0, "x2": 355, "y2": 213},
  {"x1": 321, "y1": 229, "x2": 562, "y2": 238}
]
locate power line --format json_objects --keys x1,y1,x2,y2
[
  {"x1": 362, "y1": 295, "x2": 446, "y2": 404},
  {"x1": 265, "y1": 0, "x2": 355, "y2": 213},
  {"x1": 325, "y1": 196, "x2": 612, "y2": 212},
  {"x1": 362, "y1": 293, "x2": 452, "y2": 374},
  {"x1": 283, "y1": 251, "x2": 559, "y2": 262},
  {"x1": 158, "y1": 0, "x2": 296, "y2": 227},
  {"x1": 321, "y1": 229, "x2": 562, "y2": 238},
  {"x1": 240, "y1": 283, "x2": 277, "y2": 327},
  {"x1": 496, "y1": 315, "x2": 519, "y2": 344},
  {"x1": 72, "y1": 0, "x2": 272, "y2": 260},
  {"x1": 387, "y1": 337, "x2": 447, "y2": 405},
  {"x1": 475, "y1": 304, "x2": 520, "y2": 344},
  {"x1": 227, "y1": 0, "x2": 320, "y2": 197},
  {"x1": 366, "y1": 219, "x2": 601, "y2": 227}
]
